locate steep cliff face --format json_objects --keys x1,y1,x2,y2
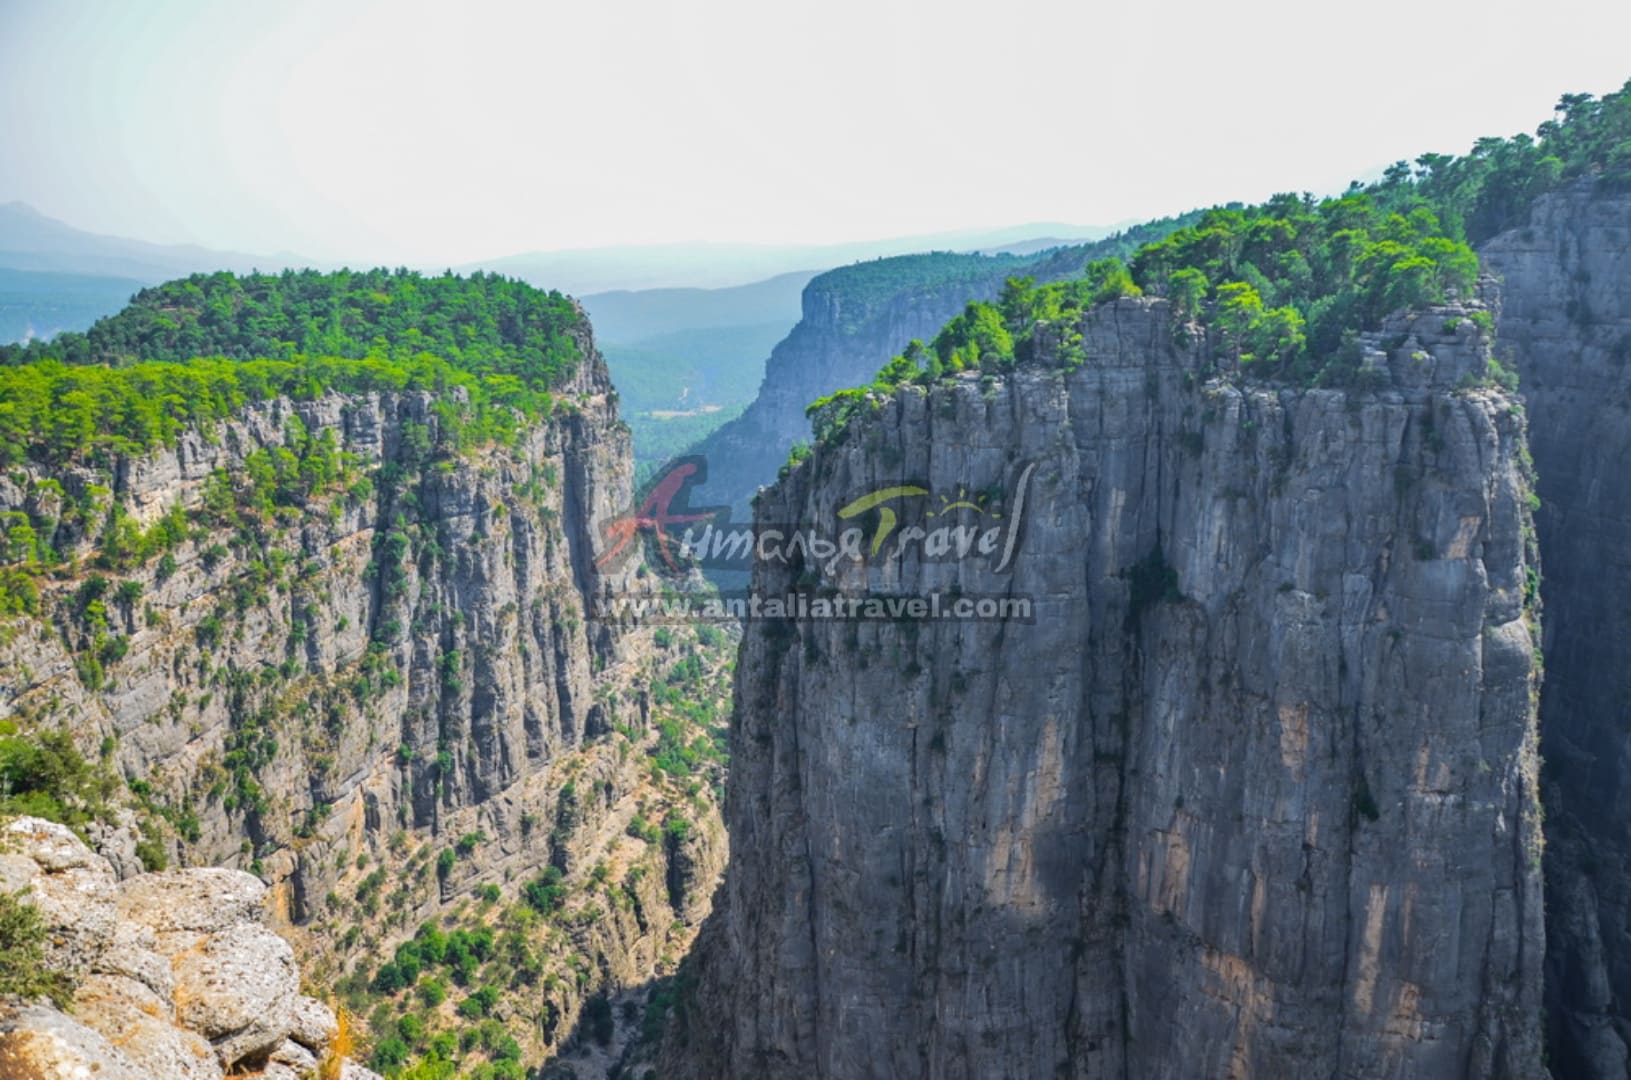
[
  {"x1": 672, "y1": 298, "x2": 1544, "y2": 1078},
  {"x1": 3, "y1": 338, "x2": 625, "y2": 861},
  {"x1": 1480, "y1": 180, "x2": 1631, "y2": 1078},
  {"x1": 0, "y1": 315, "x2": 729, "y2": 1067}
]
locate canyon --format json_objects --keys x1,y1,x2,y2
[{"x1": 0, "y1": 142, "x2": 1628, "y2": 1080}]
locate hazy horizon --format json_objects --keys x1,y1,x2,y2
[{"x1": 3, "y1": 0, "x2": 1629, "y2": 267}]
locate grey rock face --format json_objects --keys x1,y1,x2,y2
[
  {"x1": 0, "y1": 817, "x2": 118, "y2": 980},
  {"x1": 165, "y1": 922, "x2": 300, "y2": 1067},
  {"x1": 0, "y1": 329, "x2": 643, "y2": 926},
  {"x1": 83, "y1": 811, "x2": 146, "y2": 882},
  {"x1": 673, "y1": 299, "x2": 1544, "y2": 1078},
  {"x1": 0, "y1": 1001, "x2": 143, "y2": 1080},
  {"x1": 115, "y1": 867, "x2": 269, "y2": 935},
  {"x1": 269, "y1": 1037, "x2": 320, "y2": 1072},
  {"x1": 69, "y1": 974, "x2": 222, "y2": 1080},
  {"x1": 1480, "y1": 180, "x2": 1631, "y2": 1079},
  {"x1": 91, "y1": 922, "x2": 174, "y2": 1005},
  {"x1": 0, "y1": 818, "x2": 353, "y2": 1079},
  {"x1": 114, "y1": 863, "x2": 300, "y2": 1067},
  {"x1": 0, "y1": 321, "x2": 730, "y2": 1065},
  {"x1": 287, "y1": 995, "x2": 338, "y2": 1055}
]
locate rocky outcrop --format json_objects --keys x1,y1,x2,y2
[
  {"x1": 0, "y1": 816, "x2": 344, "y2": 1078},
  {"x1": 0, "y1": 1002, "x2": 146, "y2": 1080},
  {"x1": 1480, "y1": 179, "x2": 1631, "y2": 1079},
  {"x1": 0, "y1": 817, "x2": 117, "y2": 981},
  {"x1": 671, "y1": 298, "x2": 1545, "y2": 1077}
]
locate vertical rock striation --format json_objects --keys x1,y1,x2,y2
[
  {"x1": 672, "y1": 298, "x2": 1545, "y2": 1078},
  {"x1": 0, "y1": 325, "x2": 636, "y2": 900},
  {"x1": 1481, "y1": 179, "x2": 1631, "y2": 1078}
]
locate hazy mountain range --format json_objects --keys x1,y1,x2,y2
[
  {"x1": 0, "y1": 201, "x2": 1118, "y2": 470},
  {"x1": 578, "y1": 270, "x2": 813, "y2": 343},
  {"x1": 0, "y1": 201, "x2": 1122, "y2": 346},
  {"x1": 0, "y1": 201, "x2": 309, "y2": 281},
  {"x1": 461, "y1": 222, "x2": 1118, "y2": 294}
]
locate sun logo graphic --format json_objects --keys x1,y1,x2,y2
[{"x1": 834, "y1": 464, "x2": 1033, "y2": 571}]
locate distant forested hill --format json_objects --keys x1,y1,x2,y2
[{"x1": 0, "y1": 269, "x2": 590, "y2": 467}]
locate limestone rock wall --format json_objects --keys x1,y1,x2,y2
[{"x1": 672, "y1": 298, "x2": 1545, "y2": 1078}]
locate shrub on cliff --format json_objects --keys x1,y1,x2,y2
[
  {"x1": 0, "y1": 724, "x2": 118, "y2": 828},
  {"x1": 0, "y1": 889, "x2": 72, "y2": 1007}
]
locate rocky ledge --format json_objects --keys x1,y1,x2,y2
[{"x1": 0, "y1": 816, "x2": 376, "y2": 1080}]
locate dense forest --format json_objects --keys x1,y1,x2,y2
[
  {"x1": 825, "y1": 209, "x2": 1211, "y2": 317},
  {"x1": 810, "y1": 80, "x2": 1631, "y2": 438},
  {"x1": 0, "y1": 270, "x2": 586, "y2": 467}
]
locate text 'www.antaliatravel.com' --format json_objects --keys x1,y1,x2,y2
[{"x1": 591, "y1": 591, "x2": 1035, "y2": 624}]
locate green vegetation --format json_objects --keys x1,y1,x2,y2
[
  {"x1": 602, "y1": 322, "x2": 783, "y2": 414},
  {"x1": 600, "y1": 321, "x2": 776, "y2": 472},
  {"x1": 816, "y1": 251, "x2": 1040, "y2": 328},
  {"x1": 1396, "y1": 82, "x2": 1631, "y2": 244},
  {"x1": 849, "y1": 196, "x2": 1475, "y2": 396},
  {"x1": 0, "y1": 269, "x2": 585, "y2": 468},
  {"x1": 806, "y1": 85, "x2": 1631, "y2": 445},
  {"x1": 1128, "y1": 192, "x2": 1476, "y2": 370},
  {"x1": 647, "y1": 653, "x2": 729, "y2": 795},
  {"x1": 0, "y1": 889, "x2": 72, "y2": 1007},
  {"x1": 521, "y1": 866, "x2": 567, "y2": 914},
  {"x1": 0, "y1": 271, "x2": 598, "y2": 848},
  {"x1": 629, "y1": 401, "x2": 747, "y2": 480},
  {"x1": 812, "y1": 209, "x2": 1207, "y2": 326},
  {"x1": 311, "y1": 632, "x2": 733, "y2": 1078},
  {"x1": 371, "y1": 921, "x2": 496, "y2": 995},
  {"x1": 0, "y1": 267, "x2": 741, "y2": 1076},
  {"x1": 2, "y1": 267, "x2": 583, "y2": 374},
  {"x1": 0, "y1": 722, "x2": 119, "y2": 827}
]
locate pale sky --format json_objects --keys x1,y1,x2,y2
[{"x1": 2, "y1": 0, "x2": 1628, "y2": 266}]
